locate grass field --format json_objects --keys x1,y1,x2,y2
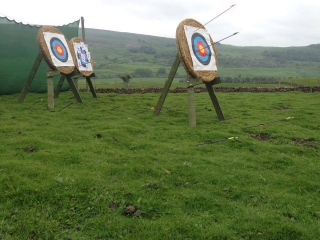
[
  {"x1": 76, "y1": 77, "x2": 320, "y2": 90},
  {"x1": 0, "y1": 91, "x2": 319, "y2": 239}
]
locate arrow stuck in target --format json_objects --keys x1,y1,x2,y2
[
  {"x1": 193, "y1": 32, "x2": 239, "y2": 54},
  {"x1": 194, "y1": 4, "x2": 237, "y2": 32}
]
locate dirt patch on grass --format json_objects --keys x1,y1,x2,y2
[
  {"x1": 108, "y1": 202, "x2": 119, "y2": 210},
  {"x1": 250, "y1": 133, "x2": 273, "y2": 141},
  {"x1": 274, "y1": 106, "x2": 291, "y2": 110},
  {"x1": 292, "y1": 138, "x2": 318, "y2": 149}
]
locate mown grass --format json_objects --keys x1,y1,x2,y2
[
  {"x1": 0, "y1": 91, "x2": 319, "y2": 239},
  {"x1": 77, "y1": 77, "x2": 320, "y2": 90}
]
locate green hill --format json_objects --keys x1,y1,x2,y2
[{"x1": 85, "y1": 28, "x2": 320, "y2": 82}]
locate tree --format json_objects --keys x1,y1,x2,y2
[
  {"x1": 156, "y1": 68, "x2": 167, "y2": 77},
  {"x1": 133, "y1": 68, "x2": 153, "y2": 77},
  {"x1": 119, "y1": 73, "x2": 132, "y2": 88}
]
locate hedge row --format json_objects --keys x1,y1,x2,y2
[{"x1": 79, "y1": 86, "x2": 320, "y2": 94}]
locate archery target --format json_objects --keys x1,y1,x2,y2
[
  {"x1": 176, "y1": 18, "x2": 218, "y2": 83},
  {"x1": 184, "y1": 25, "x2": 217, "y2": 71},
  {"x1": 69, "y1": 37, "x2": 94, "y2": 77},
  {"x1": 43, "y1": 32, "x2": 74, "y2": 67}
]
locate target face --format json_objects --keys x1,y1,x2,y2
[
  {"x1": 42, "y1": 32, "x2": 74, "y2": 67},
  {"x1": 73, "y1": 41, "x2": 93, "y2": 72},
  {"x1": 50, "y1": 37, "x2": 68, "y2": 62},
  {"x1": 184, "y1": 25, "x2": 217, "y2": 71},
  {"x1": 191, "y1": 33, "x2": 211, "y2": 65}
]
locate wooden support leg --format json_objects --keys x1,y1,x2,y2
[
  {"x1": 154, "y1": 54, "x2": 180, "y2": 116},
  {"x1": 65, "y1": 75, "x2": 83, "y2": 103},
  {"x1": 18, "y1": 53, "x2": 43, "y2": 102},
  {"x1": 54, "y1": 75, "x2": 65, "y2": 98},
  {"x1": 47, "y1": 77, "x2": 54, "y2": 109},
  {"x1": 205, "y1": 82, "x2": 225, "y2": 121},
  {"x1": 73, "y1": 79, "x2": 79, "y2": 90},
  {"x1": 86, "y1": 77, "x2": 97, "y2": 98},
  {"x1": 187, "y1": 86, "x2": 196, "y2": 126}
]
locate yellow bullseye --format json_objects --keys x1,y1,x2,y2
[
  {"x1": 57, "y1": 46, "x2": 63, "y2": 54},
  {"x1": 199, "y1": 45, "x2": 205, "y2": 53}
]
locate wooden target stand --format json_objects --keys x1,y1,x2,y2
[
  {"x1": 154, "y1": 19, "x2": 225, "y2": 126},
  {"x1": 18, "y1": 26, "x2": 96, "y2": 108},
  {"x1": 54, "y1": 37, "x2": 97, "y2": 100}
]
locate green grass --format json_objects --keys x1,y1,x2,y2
[
  {"x1": 76, "y1": 77, "x2": 319, "y2": 90},
  {"x1": 0, "y1": 91, "x2": 319, "y2": 239}
]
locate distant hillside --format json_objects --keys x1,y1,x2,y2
[{"x1": 85, "y1": 28, "x2": 320, "y2": 81}]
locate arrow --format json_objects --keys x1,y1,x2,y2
[
  {"x1": 242, "y1": 117, "x2": 294, "y2": 129},
  {"x1": 215, "y1": 32, "x2": 239, "y2": 44},
  {"x1": 59, "y1": 101, "x2": 76, "y2": 111},
  {"x1": 194, "y1": 4, "x2": 237, "y2": 32},
  {"x1": 194, "y1": 32, "x2": 239, "y2": 54},
  {"x1": 196, "y1": 136, "x2": 238, "y2": 146},
  {"x1": 32, "y1": 99, "x2": 43, "y2": 105},
  {"x1": 110, "y1": 103, "x2": 124, "y2": 110}
]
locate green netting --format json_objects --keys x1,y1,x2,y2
[{"x1": 0, "y1": 16, "x2": 80, "y2": 95}]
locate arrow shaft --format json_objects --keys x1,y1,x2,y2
[
  {"x1": 194, "y1": 32, "x2": 239, "y2": 54},
  {"x1": 59, "y1": 102, "x2": 74, "y2": 111},
  {"x1": 215, "y1": 32, "x2": 239, "y2": 43},
  {"x1": 196, "y1": 138, "x2": 228, "y2": 146},
  {"x1": 194, "y1": 4, "x2": 236, "y2": 32},
  {"x1": 242, "y1": 118, "x2": 292, "y2": 129},
  {"x1": 202, "y1": 4, "x2": 236, "y2": 27}
]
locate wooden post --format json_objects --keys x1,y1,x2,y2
[
  {"x1": 47, "y1": 76, "x2": 54, "y2": 109},
  {"x1": 81, "y1": 16, "x2": 90, "y2": 92},
  {"x1": 154, "y1": 54, "x2": 180, "y2": 116},
  {"x1": 74, "y1": 79, "x2": 79, "y2": 90},
  {"x1": 187, "y1": 86, "x2": 196, "y2": 126},
  {"x1": 205, "y1": 82, "x2": 225, "y2": 121},
  {"x1": 81, "y1": 16, "x2": 86, "y2": 42},
  {"x1": 18, "y1": 52, "x2": 43, "y2": 102},
  {"x1": 65, "y1": 75, "x2": 83, "y2": 103},
  {"x1": 86, "y1": 77, "x2": 97, "y2": 98},
  {"x1": 54, "y1": 75, "x2": 65, "y2": 98}
]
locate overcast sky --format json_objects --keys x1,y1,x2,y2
[{"x1": 1, "y1": 0, "x2": 320, "y2": 47}]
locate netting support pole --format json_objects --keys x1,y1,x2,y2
[
  {"x1": 81, "y1": 16, "x2": 86, "y2": 42},
  {"x1": 18, "y1": 52, "x2": 43, "y2": 102},
  {"x1": 81, "y1": 16, "x2": 90, "y2": 92}
]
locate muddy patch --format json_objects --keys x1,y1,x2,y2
[
  {"x1": 250, "y1": 133, "x2": 273, "y2": 141},
  {"x1": 291, "y1": 138, "x2": 318, "y2": 149}
]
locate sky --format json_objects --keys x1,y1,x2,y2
[{"x1": 1, "y1": 0, "x2": 320, "y2": 47}]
